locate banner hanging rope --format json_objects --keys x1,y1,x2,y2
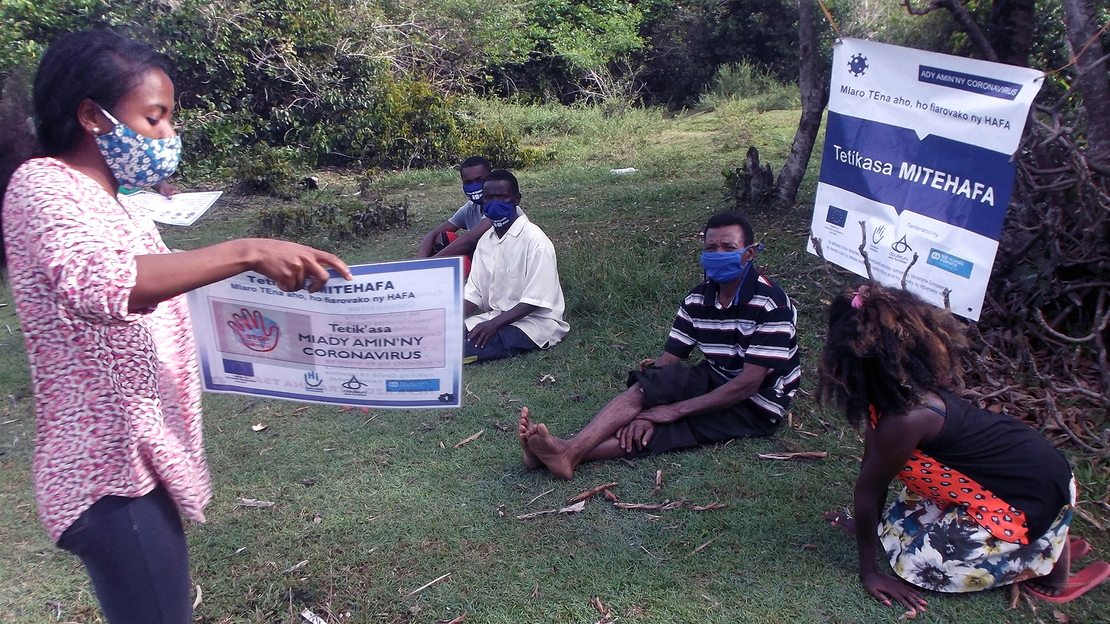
[{"x1": 815, "y1": 0, "x2": 843, "y2": 42}]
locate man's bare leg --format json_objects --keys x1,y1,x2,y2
[
  {"x1": 519, "y1": 407, "x2": 541, "y2": 470},
  {"x1": 523, "y1": 385, "x2": 647, "y2": 479}
]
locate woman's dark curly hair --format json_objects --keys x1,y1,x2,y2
[
  {"x1": 816, "y1": 283, "x2": 968, "y2": 426},
  {"x1": 1, "y1": 30, "x2": 169, "y2": 267}
]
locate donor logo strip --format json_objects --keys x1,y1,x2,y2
[
  {"x1": 927, "y1": 248, "x2": 973, "y2": 279},
  {"x1": 386, "y1": 379, "x2": 440, "y2": 392}
]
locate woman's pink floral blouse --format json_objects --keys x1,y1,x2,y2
[{"x1": 3, "y1": 158, "x2": 210, "y2": 542}]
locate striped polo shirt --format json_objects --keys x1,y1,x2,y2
[{"x1": 664, "y1": 269, "x2": 801, "y2": 419}]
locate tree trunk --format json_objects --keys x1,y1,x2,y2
[
  {"x1": 987, "y1": 0, "x2": 1035, "y2": 66},
  {"x1": 1061, "y1": 0, "x2": 1110, "y2": 165},
  {"x1": 774, "y1": 0, "x2": 827, "y2": 210}
]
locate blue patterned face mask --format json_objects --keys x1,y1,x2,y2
[
  {"x1": 462, "y1": 181, "x2": 483, "y2": 203},
  {"x1": 94, "y1": 105, "x2": 181, "y2": 190}
]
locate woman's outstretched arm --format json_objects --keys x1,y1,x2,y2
[{"x1": 130, "y1": 238, "x2": 352, "y2": 312}]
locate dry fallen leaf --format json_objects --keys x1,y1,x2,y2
[
  {"x1": 517, "y1": 500, "x2": 586, "y2": 520},
  {"x1": 898, "y1": 610, "x2": 917, "y2": 620},
  {"x1": 589, "y1": 596, "x2": 610, "y2": 615},
  {"x1": 283, "y1": 560, "x2": 309, "y2": 574},
  {"x1": 559, "y1": 501, "x2": 586, "y2": 514},
  {"x1": 435, "y1": 612, "x2": 467, "y2": 624},
  {"x1": 237, "y1": 498, "x2": 274, "y2": 508},
  {"x1": 538, "y1": 374, "x2": 556, "y2": 384},
  {"x1": 251, "y1": 423, "x2": 267, "y2": 432},
  {"x1": 1053, "y1": 610, "x2": 1073, "y2": 623}
]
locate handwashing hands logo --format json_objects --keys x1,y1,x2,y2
[{"x1": 228, "y1": 309, "x2": 280, "y2": 352}]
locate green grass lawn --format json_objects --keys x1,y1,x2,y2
[{"x1": 1, "y1": 99, "x2": 1107, "y2": 623}]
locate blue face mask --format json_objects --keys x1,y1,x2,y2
[
  {"x1": 700, "y1": 243, "x2": 762, "y2": 285},
  {"x1": 94, "y1": 106, "x2": 181, "y2": 190},
  {"x1": 482, "y1": 200, "x2": 515, "y2": 228},
  {"x1": 463, "y1": 181, "x2": 483, "y2": 203}
]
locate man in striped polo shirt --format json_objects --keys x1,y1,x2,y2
[{"x1": 520, "y1": 212, "x2": 800, "y2": 479}]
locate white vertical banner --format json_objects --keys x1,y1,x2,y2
[{"x1": 808, "y1": 38, "x2": 1043, "y2": 320}]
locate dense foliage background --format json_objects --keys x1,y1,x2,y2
[{"x1": 0, "y1": 0, "x2": 1095, "y2": 177}]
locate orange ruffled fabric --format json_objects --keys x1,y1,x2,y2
[{"x1": 869, "y1": 405, "x2": 1030, "y2": 544}]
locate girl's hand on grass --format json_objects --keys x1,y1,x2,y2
[{"x1": 862, "y1": 572, "x2": 926, "y2": 614}]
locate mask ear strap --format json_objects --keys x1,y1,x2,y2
[
  {"x1": 95, "y1": 104, "x2": 121, "y2": 126},
  {"x1": 733, "y1": 243, "x2": 763, "y2": 305}
]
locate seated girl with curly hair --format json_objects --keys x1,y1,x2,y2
[{"x1": 817, "y1": 283, "x2": 1107, "y2": 614}]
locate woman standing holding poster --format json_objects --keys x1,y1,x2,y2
[{"x1": 0, "y1": 30, "x2": 350, "y2": 623}]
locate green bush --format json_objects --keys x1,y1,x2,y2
[
  {"x1": 227, "y1": 144, "x2": 307, "y2": 196},
  {"x1": 0, "y1": 0, "x2": 531, "y2": 177},
  {"x1": 257, "y1": 196, "x2": 410, "y2": 240},
  {"x1": 699, "y1": 61, "x2": 799, "y2": 112}
]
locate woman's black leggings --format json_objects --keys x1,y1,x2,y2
[{"x1": 57, "y1": 485, "x2": 192, "y2": 624}]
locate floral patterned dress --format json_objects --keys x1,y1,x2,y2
[
  {"x1": 872, "y1": 396, "x2": 1074, "y2": 592},
  {"x1": 2, "y1": 157, "x2": 211, "y2": 543}
]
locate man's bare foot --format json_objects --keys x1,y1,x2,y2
[
  {"x1": 525, "y1": 421, "x2": 577, "y2": 480},
  {"x1": 519, "y1": 407, "x2": 541, "y2": 470},
  {"x1": 823, "y1": 510, "x2": 856, "y2": 534}
]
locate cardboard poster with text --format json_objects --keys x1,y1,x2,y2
[{"x1": 187, "y1": 257, "x2": 464, "y2": 408}]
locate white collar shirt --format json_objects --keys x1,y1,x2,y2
[{"x1": 464, "y1": 213, "x2": 569, "y2": 348}]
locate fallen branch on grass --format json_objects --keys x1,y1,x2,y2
[
  {"x1": 453, "y1": 430, "x2": 484, "y2": 449},
  {"x1": 527, "y1": 488, "x2": 554, "y2": 506},
  {"x1": 687, "y1": 535, "x2": 720, "y2": 557},
  {"x1": 757, "y1": 451, "x2": 828, "y2": 461},
  {"x1": 614, "y1": 501, "x2": 727, "y2": 512},
  {"x1": 566, "y1": 482, "x2": 618, "y2": 504},
  {"x1": 403, "y1": 572, "x2": 451, "y2": 597}
]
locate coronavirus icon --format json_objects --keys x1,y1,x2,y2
[{"x1": 849, "y1": 53, "x2": 869, "y2": 77}]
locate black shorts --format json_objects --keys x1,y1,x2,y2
[{"x1": 624, "y1": 361, "x2": 780, "y2": 457}]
